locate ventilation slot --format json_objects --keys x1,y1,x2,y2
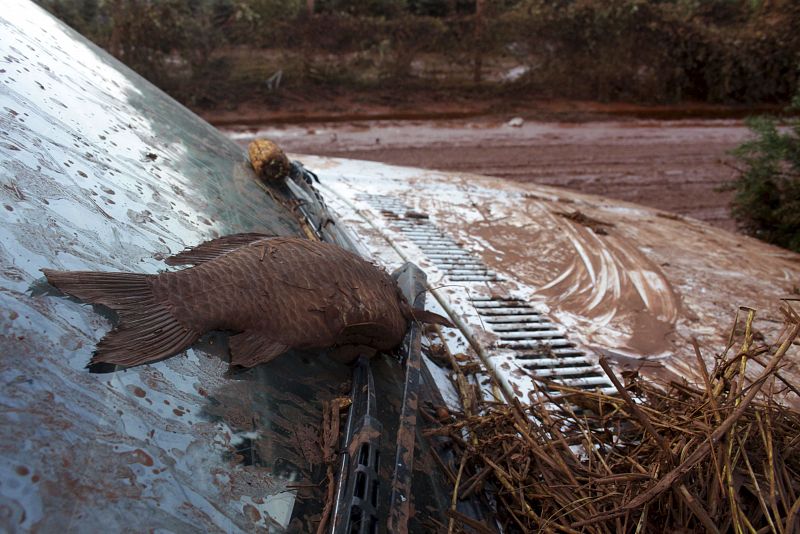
[
  {"x1": 472, "y1": 297, "x2": 614, "y2": 394},
  {"x1": 357, "y1": 194, "x2": 498, "y2": 282},
  {"x1": 357, "y1": 193, "x2": 615, "y2": 399}
]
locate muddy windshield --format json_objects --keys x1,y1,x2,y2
[{"x1": 0, "y1": 3, "x2": 360, "y2": 531}]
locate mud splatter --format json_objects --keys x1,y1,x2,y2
[
  {"x1": 121, "y1": 448, "x2": 154, "y2": 467},
  {"x1": 213, "y1": 466, "x2": 279, "y2": 500},
  {"x1": 243, "y1": 503, "x2": 261, "y2": 523},
  {"x1": 128, "y1": 385, "x2": 146, "y2": 398}
]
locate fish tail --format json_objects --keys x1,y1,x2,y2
[{"x1": 42, "y1": 269, "x2": 199, "y2": 368}]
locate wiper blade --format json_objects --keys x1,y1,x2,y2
[
  {"x1": 330, "y1": 356, "x2": 382, "y2": 534},
  {"x1": 330, "y1": 263, "x2": 429, "y2": 533},
  {"x1": 286, "y1": 161, "x2": 362, "y2": 251}
]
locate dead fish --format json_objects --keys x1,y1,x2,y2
[{"x1": 42, "y1": 234, "x2": 452, "y2": 369}]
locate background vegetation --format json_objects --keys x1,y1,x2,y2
[
  {"x1": 727, "y1": 97, "x2": 800, "y2": 252},
  {"x1": 37, "y1": 0, "x2": 800, "y2": 110}
]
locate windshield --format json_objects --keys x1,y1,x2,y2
[{"x1": 0, "y1": 3, "x2": 346, "y2": 531}]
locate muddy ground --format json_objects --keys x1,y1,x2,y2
[{"x1": 222, "y1": 116, "x2": 755, "y2": 233}]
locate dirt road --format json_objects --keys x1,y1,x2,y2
[{"x1": 225, "y1": 118, "x2": 754, "y2": 232}]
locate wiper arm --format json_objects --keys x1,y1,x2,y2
[
  {"x1": 387, "y1": 262, "x2": 427, "y2": 531},
  {"x1": 285, "y1": 161, "x2": 362, "y2": 251}
]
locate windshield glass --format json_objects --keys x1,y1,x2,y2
[{"x1": 0, "y1": 3, "x2": 347, "y2": 531}]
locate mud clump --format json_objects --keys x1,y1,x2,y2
[
  {"x1": 248, "y1": 139, "x2": 290, "y2": 182},
  {"x1": 556, "y1": 209, "x2": 614, "y2": 234}
]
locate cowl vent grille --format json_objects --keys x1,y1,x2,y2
[
  {"x1": 357, "y1": 194, "x2": 498, "y2": 282},
  {"x1": 472, "y1": 297, "x2": 614, "y2": 394},
  {"x1": 354, "y1": 193, "x2": 614, "y2": 398}
]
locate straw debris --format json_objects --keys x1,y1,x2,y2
[{"x1": 433, "y1": 303, "x2": 800, "y2": 532}]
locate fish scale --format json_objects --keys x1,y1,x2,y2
[
  {"x1": 160, "y1": 237, "x2": 409, "y2": 350},
  {"x1": 43, "y1": 234, "x2": 452, "y2": 369}
]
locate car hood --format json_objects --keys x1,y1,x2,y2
[{"x1": 300, "y1": 154, "x2": 800, "y2": 397}]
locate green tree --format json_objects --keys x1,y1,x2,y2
[{"x1": 727, "y1": 93, "x2": 800, "y2": 252}]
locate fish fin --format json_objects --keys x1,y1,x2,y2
[
  {"x1": 229, "y1": 331, "x2": 288, "y2": 368},
  {"x1": 165, "y1": 233, "x2": 275, "y2": 266},
  {"x1": 410, "y1": 308, "x2": 454, "y2": 328},
  {"x1": 41, "y1": 269, "x2": 200, "y2": 367},
  {"x1": 42, "y1": 268, "x2": 152, "y2": 307}
]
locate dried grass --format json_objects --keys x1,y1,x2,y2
[{"x1": 431, "y1": 303, "x2": 800, "y2": 533}]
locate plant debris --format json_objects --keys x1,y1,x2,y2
[
  {"x1": 430, "y1": 302, "x2": 800, "y2": 532},
  {"x1": 316, "y1": 397, "x2": 350, "y2": 534},
  {"x1": 556, "y1": 210, "x2": 614, "y2": 234}
]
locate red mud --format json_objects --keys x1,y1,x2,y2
[{"x1": 224, "y1": 116, "x2": 754, "y2": 233}]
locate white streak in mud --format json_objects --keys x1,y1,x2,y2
[
  {"x1": 540, "y1": 262, "x2": 575, "y2": 291},
  {"x1": 572, "y1": 230, "x2": 598, "y2": 286},
  {"x1": 589, "y1": 242, "x2": 618, "y2": 312}
]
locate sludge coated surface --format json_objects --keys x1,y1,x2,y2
[
  {"x1": 0, "y1": 2, "x2": 341, "y2": 532},
  {"x1": 307, "y1": 155, "x2": 800, "y2": 406}
]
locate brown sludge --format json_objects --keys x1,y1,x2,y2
[
  {"x1": 42, "y1": 234, "x2": 451, "y2": 369},
  {"x1": 430, "y1": 303, "x2": 800, "y2": 533}
]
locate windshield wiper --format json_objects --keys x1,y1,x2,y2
[
  {"x1": 387, "y1": 263, "x2": 427, "y2": 530},
  {"x1": 269, "y1": 154, "x2": 432, "y2": 530},
  {"x1": 285, "y1": 161, "x2": 362, "y2": 251},
  {"x1": 330, "y1": 356, "x2": 382, "y2": 533},
  {"x1": 329, "y1": 263, "x2": 428, "y2": 533}
]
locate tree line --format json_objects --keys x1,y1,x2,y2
[{"x1": 37, "y1": 0, "x2": 800, "y2": 108}]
